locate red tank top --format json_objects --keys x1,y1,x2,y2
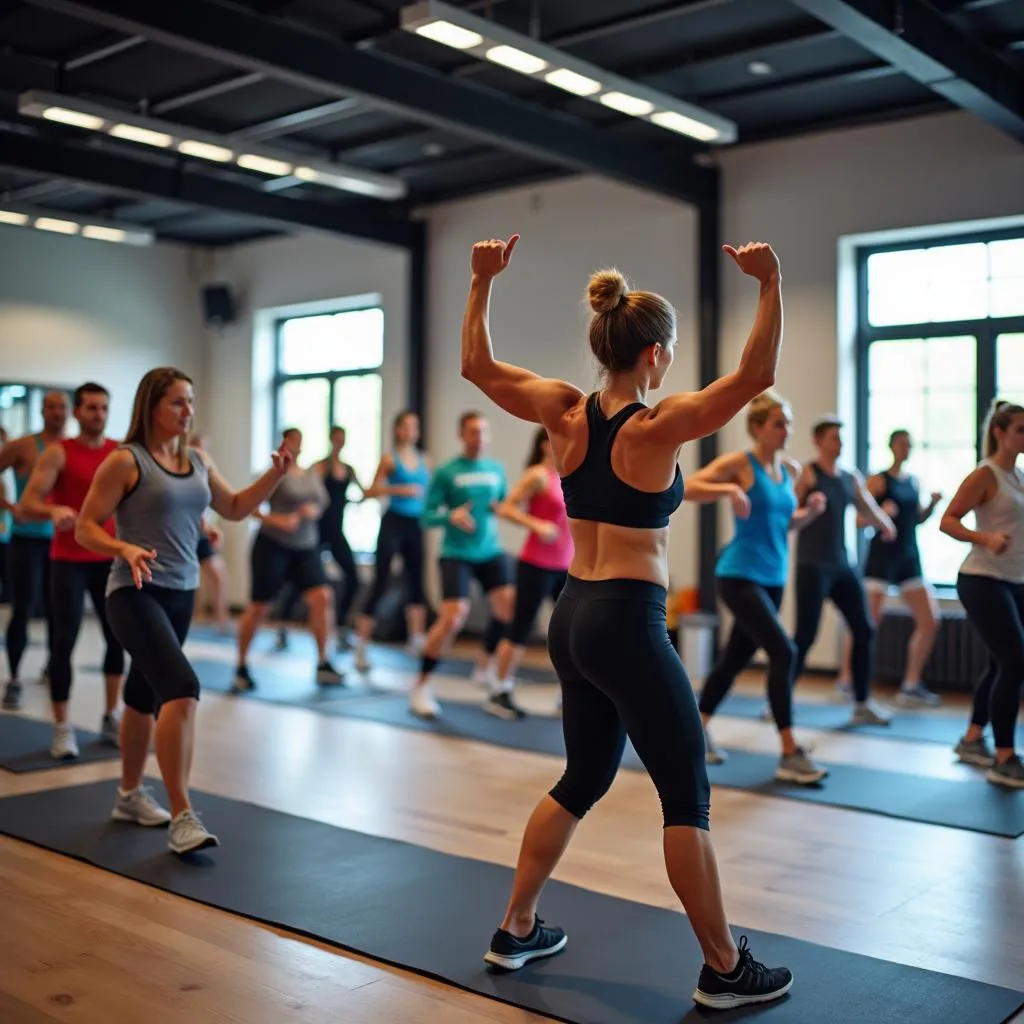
[
  {"x1": 520, "y1": 466, "x2": 574, "y2": 571},
  {"x1": 51, "y1": 437, "x2": 119, "y2": 562}
]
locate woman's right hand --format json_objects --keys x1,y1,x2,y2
[
  {"x1": 122, "y1": 544, "x2": 158, "y2": 589},
  {"x1": 981, "y1": 531, "x2": 1011, "y2": 555}
]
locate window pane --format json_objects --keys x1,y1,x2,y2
[
  {"x1": 276, "y1": 378, "x2": 330, "y2": 464},
  {"x1": 332, "y1": 374, "x2": 382, "y2": 555},
  {"x1": 997, "y1": 333, "x2": 1024, "y2": 397},
  {"x1": 868, "y1": 282, "x2": 930, "y2": 328},
  {"x1": 914, "y1": 446, "x2": 979, "y2": 586},
  {"x1": 925, "y1": 390, "x2": 976, "y2": 447},
  {"x1": 990, "y1": 278, "x2": 1024, "y2": 318},
  {"x1": 989, "y1": 239, "x2": 1024, "y2": 279},
  {"x1": 924, "y1": 335, "x2": 976, "y2": 390},
  {"x1": 926, "y1": 242, "x2": 987, "y2": 284},
  {"x1": 868, "y1": 392, "x2": 924, "y2": 452},
  {"x1": 867, "y1": 249, "x2": 926, "y2": 290},
  {"x1": 279, "y1": 308, "x2": 384, "y2": 375},
  {"x1": 868, "y1": 339, "x2": 924, "y2": 392},
  {"x1": 926, "y1": 278, "x2": 988, "y2": 322}
]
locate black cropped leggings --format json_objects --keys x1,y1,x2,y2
[
  {"x1": 360, "y1": 509, "x2": 425, "y2": 618},
  {"x1": 5, "y1": 535, "x2": 53, "y2": 679},
  {"x1": 547, "y1": 576, "x2": 710, "y2": 830},
  {"x1": 699, "y1": 577, "x2": 797, "y2": 730},
  {"x1": 106, "y1": 585, "x2": 198, "y2": 716},
  {"x1": 958, "y1": 573, "x2": 1024, "y2": 750},
  {"x1": 49, "y1": 560, "x2": 124, "y2": 704}
]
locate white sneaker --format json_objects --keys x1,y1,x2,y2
[
  {"x1": 168, "y1": 809, "x2": 219, "y2": 854},
  {"x1": 851, "y1": 701, "x2": 892, "y2": 727},
  {"x1": 896, "y1": 683, "x2": 941, "y2": 708},
  {"x1": 409, "y1": 685, "x2": 441, "y2": 720},
  {"x1": 112, "y1": 785, "x2": 172, "y2": 827},
  {"x1": 472, "y1": 665, "x2": 497, "y2": 690},
  {"x1": 406, "y1": 633, "x2": 426, "y2": 656},
  {"x1": 50, "y1": 724, "x2": 79, "y2": 760}
]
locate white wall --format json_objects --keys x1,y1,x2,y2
[
  {"x1": 717, "y1": 110, "x2": 1024, "y2": 669},
  {"x1": 424, "y1": 175, "x2": 700, "y2": 598},
  {"x1": 200, "y1": 232, "x2": 410, "y2": 604},
  {"x1": 0, "y1": 225, "x2": 204, "y2": 437}
]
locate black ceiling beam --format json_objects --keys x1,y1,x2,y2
[
  {"x1": 786, "y1": 0, "x2": 1024, "y2": 143},
  {"x1": 22, "y1": 0, "x2": 715, "y2": 206},
  {"x1": 152, "y1": 71, "x2": 265, "y2": 114},
  {"x1": 239, "y1": 98, "x2": 364, "y2": 141},
  {"x1": 63, "y1": 32, "x2": 143, "y2": 70},
  {"x1": 0, "y1": 131, "x2": 418, "y2": 248}
]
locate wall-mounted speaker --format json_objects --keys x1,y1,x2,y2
[{"x1": 201, "y1": 283, "x2": 236, "y2": 326}]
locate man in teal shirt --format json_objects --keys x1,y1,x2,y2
[{"x1": 412, "y1": 411, "x2": 515, "y2": 719}]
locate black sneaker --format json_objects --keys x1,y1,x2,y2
[
  {"x1": 2, "y1": 681, "x2": 22, "y2": 711},
  {"x1": 485, "y1": 691, "x2": 527, "y2": 720},
  {"x1": 483, "y1": 916, "x2": 567, "y2": 971},
  {"x1": 316, "y1": 661, "x2": 346, "y2": 686},
  {"x1": 692, "y1": 935, "x2": 793, "y2": 1009},
  {"x1": 229, "y1": 666, "x2": 256, "y2": 695}
]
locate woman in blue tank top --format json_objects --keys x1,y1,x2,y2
[
  {"x1": 353, "y1": 410, "x2": 431, "y2": 670},
  {"x1": 76, "y1": 367, "x2": 294, "y2": 857},
  {"x1": 685, "y1": 392, "x2": 829, "y2": 784}
]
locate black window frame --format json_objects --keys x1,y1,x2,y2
[{"x1": 855, "y1": 226, "x2": 1024, "y2": 589}]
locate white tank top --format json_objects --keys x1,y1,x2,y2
[{"x1": 959, "y1": 459, "x2": 1024, "y2": 583}]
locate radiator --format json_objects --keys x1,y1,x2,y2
[{"x1": 874, "y1": 608, "x2": 990, "y2": 692}]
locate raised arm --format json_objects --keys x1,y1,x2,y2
[
  {"x1": 684, "y1": 450, "x2": 752, "y2": 519},
  {"x1": 941, "y1": 466, "x2": 1006, "y2": 552},
  {"x1": 645, "y1": 244, "x2": 782, "y2": 447},
  {"x1": 461, "y1": 235, "x2": 583, "y2": 429},
  {"x1": 20, "y1": 443, "x2": 75, "y2": 530},
  {"x1": 853, "y1": 470, "x2": 896, "y2": 540},
  {"x1": 201, "y1": 442, "x2": 291, "y2": 522}
]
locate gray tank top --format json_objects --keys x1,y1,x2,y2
[
  {"x1": 959, "y1": 459, "x2": 1024, "y2": 583},
  {"x1": 796, "y1": 463, "x2": 857, "y2": 569},
  {"x1": 107, "y1": 443, "x2": 211, "y2": 595},
  {"x1": 258, "y1": 468, "x2": 328, "y2": 551}
]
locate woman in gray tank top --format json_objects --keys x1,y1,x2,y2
[
  {"x1": 76, "y1": 367, "x2": 294, "y2": 855},
  {"x1": 941, "y1": 399, "x2": 1024, "y2": 789}
]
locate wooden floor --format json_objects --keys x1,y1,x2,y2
[{"x1": 1, "y1": 616, "x2": 1022, "y2": 1023}]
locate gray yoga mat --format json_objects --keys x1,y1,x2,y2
[
  {"x1": 0, "y1": 714, "x2": 121, "y2": 773},
  {"x1": 311, "y1": 694, "x2": 1024, "y2": 838},
  {"x1": 0, "y1": 780, "x2": 1019, "y2": 1024}
]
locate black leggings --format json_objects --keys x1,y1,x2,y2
[
  {"x1": 325, "y1": 535, "x2": 359, "y2": 625},
  {"x1": 360, "y1": 510, "x2": 425, "y2": 618},
  {"x1": 5, "y1": 535, "x2": 52, "y2": 679},
  {"x1": 49, "y1": 560, "x2": 124, "y2": 703},
  {"x1": 794, "y1": 564, "x2": 875, "y2": 701},
  {"x1": 106, "y1": 586, "x2": 197, "y2": 715},
  {"x1": 699, "y1": 577, "x2": 797, "y2": 730},
  {"x1": 958, "y1": 573, "x2": 1024, "y2": 749},
  {"x1": 547, "y1": 577, "x2": 710, "y2": 830},
  {"x1": 507, "y1": 560, "x2": 568, "y2": 645}
]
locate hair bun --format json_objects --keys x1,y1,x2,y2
[{"x1": 588, "y1": 269, "x2": 627, "y2": 314}]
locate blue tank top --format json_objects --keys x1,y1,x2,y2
[
  {"x1": 561, "y1": 392, "x2": 683, "y2": 529},
  {"x1": 12, "y1": 435, "x2": 54, "y2": 541},
  {"x1": 716, "y1": 453, "x2": 797, "y2": 588},
  {"x1": 388, "y1": 450, "x2": 429, "y2": 518}
]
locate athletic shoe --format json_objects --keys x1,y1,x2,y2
[
  {"x1": 896, "y1": 682, "x2": 941, "y2": 708},
  {"x1": 50, "y1": 724, "x2": 79, "y2": 760},
  {"x1": 692, "y1": 935, "x2": 793, "y2": 1010},
  {"x1": 775, "y1": 747, "x2": 828, "y2": 785},
  {"x1": 2, "y1": 681, "x2": 22, "y2": 711},
  {"x1": 472, "y1": 665, "x2": 497, "y2": 690},
  {"x1": 336, "y1": 632, "x2": 353, "y2": 653},
  {"x1": 409, "y1": 685, "x2": 441, "y2": 720},
  {"x1": 406, "y1": 633, "x2": 426, "y2": 657},
  {"x1": 832, "y1": 679, "x2": 853, "y2": 703},
  {"x1": 168, "y1": 809, "x2": 219, "y2": 854},
  {"x1": 485, "y1": 691, "x2": 527, "y2": 720},
  {"x1": 484, "y1": 917, "x2": 567, "y2": 971},
  {"x1": 112, "y1": 785, "x2": 172, "y2": 827},
  {"x1": 316, "y1": 661, "x2": 346, "y2": 686},
  {"x1": 704, "y1": 730, "x2": 728, "y2": 765},
  {"x1": 986, "y1": 755, "x2": 1024, "y2": 790},
  {"x1": 850, "y1": 701, "x2": 891, "y2": 727},
  {"x1": 954, "y1": 736, "x2": 996, "y2": 768},
  {"x1": 100, "y1": 710, "x2": 121, "y2": 747},
  {"x1": 354, "y1": 646, "x2": 371, "y2": 673},
  {"x1": 274, "y1": 629, "x2": 289, "y2": 652},
  {"x1": 230, "y1": 666, "x2": 256, "y2": 695}
]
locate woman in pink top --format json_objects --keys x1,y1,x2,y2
[{"x1": 488, "y1": 427, "x2": 574, "y2": 719}]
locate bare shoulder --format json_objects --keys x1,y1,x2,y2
[{"x1": 781, "y1": 455, "x2": 801, "y2": 479}]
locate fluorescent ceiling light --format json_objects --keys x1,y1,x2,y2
[
  {"x1": 110, "y1": 123, "x2": 173, "y2": 148},
  {"x1": 0, "y1": 210, "x2": 29, "y2": 225},
  {"x1": 600, "y1": 92, "x2": 654, "y2": 117},
  {"x1": 485, "y1": 45, "x2": 547, "y2": 74},
  {"x1": 0, "y1": 202, "x2": 154, "y2": 245},
  {"x1": 42, "y1": 106, "x2": 104, "y2": 130},
  {"x1": 34, "y1": 217, "x2": 80, "y2": 234},
  {"x1": 400, "y1": 0, "x2": 736, "y2": 145},
  {"x1": 237, "y1": 153, "x2": 293, "y2": 176},
  {"x1": 543, "y1": 68, "x2": 601, "y2": 97},
  {"x1": 81, "y1": 225, "x2": 127, "y2": 243},
  {"x1": 18, "y1": 90, "x2": 407, "y2": 201}
]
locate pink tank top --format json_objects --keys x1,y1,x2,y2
[{"x1": 520, "y1": 467, "x2": 574, "y2": 571}]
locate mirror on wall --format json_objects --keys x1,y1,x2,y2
[{"x1": 0, "y1": 382, "x2": 71, "y2": 440}]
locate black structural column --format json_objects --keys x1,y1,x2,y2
[
  {"x1": 407, "y1": 219, "x2": 428, "y2": 443},
  {"x1": 697, "y1": 175, "x2": 721, "y2": 617}
]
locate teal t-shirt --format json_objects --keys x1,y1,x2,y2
[{"x1": 423, "y1": 456, "x2": 507, "y2": 562}]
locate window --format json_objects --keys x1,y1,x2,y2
[
  {"x1": 857, "y1": 231, "x2": 1024, "y2": 587},
  {"x1": 273, "y1": 307, "x2": 384, "y2": 555}
]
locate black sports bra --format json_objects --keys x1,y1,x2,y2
[{"x1": 560, "y1": 392, "x2": 684, "y2": 529}]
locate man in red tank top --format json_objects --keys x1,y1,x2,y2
[{"x1": 20, "y1": 383, "x2": 124, "y2": 760}]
